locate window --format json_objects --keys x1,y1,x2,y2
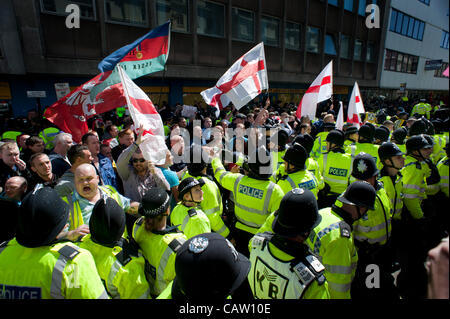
[
  {"x1": 435, "y1": 62, "x2": 449, "y2": 77},
  {"x1": 261, "y1": 16, "x2": 280, "y2": 47},
  {"x1": 325, "y1": 34, "x2": 337, "y2": 55},
  {"x1": 197, "y1": 0, "x2": 225, "y2": 38},
  {"x1": 306, "y1": 26, "x2": 320, "y2": 53},
  {"x1": 328, "y1": 0, "x2": 339, "y2": 7},
  {"x1": 156, "y1": 0, "x2": 189, "y2": 32},
  {"x1": 40, "y1": 0, "x2": 96, "y2": 19},
  {"x1": 358, "y1": 0, "x2": 366, "y2": 16},
  {"x1": 418, "y1": 0, "x2": 430, "y2": 5},
  {"x1": 105, "y1": 0, "x2": 146, "y2": 26},
  {"x1": 231, "y1": 8, "x2": 254, "y2": 42},
  {"x1": 344, "y1": 0, "x2": 353, "y2": 11},
  {"x1": 366, "y1": 42, "x2": 376, "y2": 62},
  {"x1": 390, "y1": 8, "x2": 425, "y2": 41},
  {"x1": 285, "y1": 22, "x2": 300, "y2": 50},
  {"x1": 340, "y1": 34, "x2": 351, "y2": 59},
  {"x1": 384, "y1": 49, "x2": 419, "y2": 74},
  {"x1": 441, "y1": 31, "x2": 449, "y2": 49},
  {"x1": 354, "y1": 39, "x2": 363, "y2": 61}
]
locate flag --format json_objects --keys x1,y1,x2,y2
[
  {"x1": 44, "y1": 72, "x2": 126, "y2": 143},
  {"x1": 117, "y1": 65, "x2": 168, "y2": 165},
  {"x1": 201, "y1": 42, "x2": 268, "y2": 112},
  {"x1": 98, "y1": 20, "x2": 171, "y2": 79},
  {"x1": 443, "y1": 66, "x2": 449, "y2": 77},
  {"x1": 347, "y1": 82, "x2": 365, "y2": 128},
  {"x1": 296, "y1": 61, "x2": 333, "y2": 120},
  {"x1": 336, "y1": 101, "x2": 344, "y2": 130}
]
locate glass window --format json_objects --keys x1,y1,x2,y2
[
  {"x1": 401, "y1": 15, "x2": 409, "y2": 35},
  {"x1": 325, "y1": 34, "x2": 337, "y2": 55},
  {"x1": 156, "y1": 0, "x2": 189, "y2": 32},
  {"x1": 418, "y1": 21, "x2": 425, "y2": 40},
  {"x1": 401, "y1": 55, "x2": 408, "y2": 72},
  {"x1": 105, "y1": 0, "x2": 147, "y2": 25},
  {"x1": 197, "y1": 0, "x2": 225, "y2": 38},
  {"x1": 358, "y1": 0, "x2": 366, "y2": 16},
  {"x1": 395, "y1": 12, "x2": 403, "y2": 33},
  {"x1": 390, "y1": 51, "x2": 397, "y2": 70},
  {"x1": 340, "y1": 34, "x2": 351, "y2": 59},
  {"x1": 354, "y1": 39, "x2": 363, "y2": 60},
  {"x1": 285, "y1": 21, "x2": 300, "y2": 50},
  {"x1": 366, "y1": 42, "x2": 375, "y2": 62},
  {"x1": 40, "y1": 0, "x2": 96, "y2": 19},
  {"x1": 407, "y1": 17, "x2": 414, "y2": 37},
  {"x1": 232, "y1": 8, "x2": 254, "y2": 42},
  {"x1": 396, "y1": 53, "x2": 403, "y2": 71},
  {"x1": 306, "y1": 26, "x2": 320, "y2": 53},
  {"x1": 442, "y1": 31, "x2": 450, "y2": 49},
  {"x1": 407, "y1": 56, "x2": 413, "y2": 73},
  {"x1": 411, "y1": 56, "x2": 419, "y2": 73},
  {"x1": 344, "y1": 0, "x2": 353, "y2": 11},
  {"x1": 413, "y1": 19, "x2": 420, "y2": 38},
  {"x1": 329, "y1": 0, "x2": 339, "y2": 6},
  {"x1": 390, "y1": 10, "x2": 397, "y2": 31},
  {"x1": 418, "y1": 0, "x2": 430, "y2": 5},
  {"x1": 261, "y1": 16, "x2": 280, "y2": 47}
]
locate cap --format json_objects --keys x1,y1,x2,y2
[
  {"x1": 178, "y1": 177, "x2": 202, "y2": 200},
  {"x1": 378, "y1": 142, "x2": 404, "y2": 162},
  {"x1": 392, "y1": 127, "x2": 407, "y2": 144},
  {"x1": 90, "y1": 197, "x2": 125, "y2": 247},
  {"x1": 139, "y1": 188, "x2": 170, "y2": 218},
  {"x1": 323, "y1": 122, "x2": 336, "y2": 130},
  {"x1": 337, "y1": 181, "x2": 376, "y2": 210},
  {"x1": 293, "y1": 134, "x2": 314, "y2": 154},
  {"x1": 374, "y1": 126, "x2": 390, "y2": 143},
  {"x1": 272, "y1": 188, "x2": 320, "y2": 237},
  {"x1": 406, "y1": 134, "x2": 433, "y2": 153},
  {"x1": 172, "y1": 233, "x2": 251, "y2": 300},
  {"x1": 351, "y1": 152, "x2": 379, "y2": 180},
  {"x1": 235, "y1": 113, "x2": 246, "y2": 120},
  {"x1": 271, "y1": 129, "x2": 289, "y2": 147},
  {"x1": 282, "y1": 143, "x2": 308, "y2": 169},
  {"x1": 326, "y1": 129, "x2": 345, "y2": 147},
  {"x1": 16, "y1": 187, "x2": 70, "y2": 248}
]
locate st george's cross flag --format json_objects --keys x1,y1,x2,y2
[
  {"x1": 295, "y1": 61, "x2": 333, "y2": 120},
  {"x1": 117, "y1": 65, "x2": 168, "y2": 165},
  {"x1": 201, "y1": 42, "x2": 268, "y2": 113},
  {"x1": 347, "y1": 82, "x2": 365, "y2": 128}
]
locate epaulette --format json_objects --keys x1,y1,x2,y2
[
  {"x1": 292, "y1": 254, "x2": 326, "y2": 291},
  {"x1": 251, "y1": 232, "x2": 274, "y2": 250},
  {"x1": 187, "y1": 208, "x2": 198, "y2": 217},
  {"x1": 168, "y1": 237, "x2": 186, "y2": 253},
  {"x1": 58, "y1": 244, "x2": 81, "y2": 260},
  {"x1": 339, "y1": 221, "x2": 351, "y2": 238}
]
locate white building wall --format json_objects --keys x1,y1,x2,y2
[{"x1": 380, "y1": 0, "x2": 449, "y2": 90}]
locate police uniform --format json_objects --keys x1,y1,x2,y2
[
  {"x1": 272, "y1": 167, "x2": 319, "y2": 198},
  {"x1": 312, "y1": 131, "x2": 329, "y2": 159},
  {"x1": 170, "y1": 204, "x2": 211, "y2": 239},
  {"x1": 411, "y1": 102, "x2": 431, "y2": 119},
  {"x1": 39, "y1": 127, "x2": 61, "y2": 150},
  {"x1": 318, "y1": 151, "x2": 352, "y2": 199}
]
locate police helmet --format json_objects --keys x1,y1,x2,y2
[
  {"x1": 16, "y1": 187, "x2": 70, "y2": 248},
  {"x1": 325, "y1": 129, "x2": 345, "y2": 147},
  {"x1": 337, "y1": 181, "x2": 376, "y2": 210},
  {"x1": 178, "y1": 177, "x2": 203, "y2": 200},
  {"x1": 378, "y1": 142, "x2": 404, "y2": 162},
  {"x1": 172, "y1": 232, "x2": 251, "y2": 301},
  {"x1": 90, "y1": 197, "x2": 125, "y2": 247},
  {"x1": 344, "y1": 126, "x2": 358, "y2": 136},
  {"x1": 374, "y1": 126, "x2": 390, "y2": 143},
  {"x1": 358, "y1": 124, "x2": 375, "y2": 142},
  {"x1": 323, "y1": 122, "x2": 336, "y2": 130},
  {"x1": 392, "y1": 127, "x2": 407, "y2": 144},
  {"x1": 187, "y1": 144, "x2": 207, "y2": 175},
  {"x1": 282, "y1": 143, "x2": 308, "y2": 169},
  {"x1": 270, "y1": 129, "x2": 289, "y2": 149},
  {"x1": 406, "y1": 134, "x2": 433, "y2": 153},
  {"x1": 293, "y1": 133, "x2": 314, "y2": 154},
  {"x1": 272, "y1": 188, "x2": 320, "y2": 237},
  {"x1": 247, "y1": 146, "x2": 273, "y2": 179},
  {"x1": 139, "y1": 188, "x2": 170, "y2": 218},
  {"x1": 408, "y1": 119, "x2": 428, "y2": 136},
  {"x1": 351, "y1": 152, "x2": 379, "y2": 180}
]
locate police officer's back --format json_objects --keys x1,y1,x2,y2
[
  {"x1": 346, "y1": 123, "x2": 380, "y2": 165},
  {"x1": 0, "y1": 187, "x2": 108, "y2": 299},
  {"x1": 248, "y1": 189, "x2": 330, "y2": 299}
]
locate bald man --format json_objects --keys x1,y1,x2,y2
[
  {"x1": 58, "y1": 164, "x2": 139, "y2": 241},
  {"x1": 0, "y1": 176, "x2": 27, "y2": 204}
]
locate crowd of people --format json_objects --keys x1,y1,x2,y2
[{"x1": 0, "y1": 95, "x2": 448, "y2": 300}]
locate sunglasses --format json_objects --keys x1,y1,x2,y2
[{"x1": 132, "y1": 158, "x2": 146, "y2": 163}]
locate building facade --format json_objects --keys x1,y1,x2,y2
[{"x1": 0, "y1": 0, "x2": 392, "y2": 118}]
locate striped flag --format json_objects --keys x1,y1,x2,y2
[
  {"x1": 296, "y1": 61, "x2": 333, "y2": 120},
  {"x1": 117, "y1": 65, "x2": 168, "y2": 165},
  {"x1": 347, "y1": 82, "x2": 365, "y2": 128},
  {"x1": 201, "y1": 42, "x2": 268, "y2": 112}
]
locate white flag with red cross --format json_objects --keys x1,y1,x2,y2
[
  {"x1": 201, "y1": 42, "x2": 268, "y2": 112},
  {"x1": 336, "y1": 101, "x2": 344, "y2": 130},
  {"x1": 295, "y1": 61, "x2": 333, "y2": 120},
  {"x1": 117, "y1": 65, "x2": 168, "y2": 165},
  {"x1": 347, "y1": 82, "x2": 365, "y2": 128}
]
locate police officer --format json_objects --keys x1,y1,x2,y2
[
  {"x1": 211, "y1": 146, "x2": 285, "y2": 257},
  {"x1": 312, "y1": 122, "x2": 336, "y2": 159},
  {"x1": 254, "y1": 181, "x2": 377, "y2": 299},
  {"x1": 248, "y1": 188, "x2": 330, "y2": 299},
  {"x1": 293, "y1": 133, "x2": 325, "y2": 191},
  {"x1": 39, "y1": 123, "x2": 61, "y2": 151},
  {"x1": 391, "y1": 127, "x2": 408, "y2": 154},
  {"x1": 272, "y1": 143, "x2": 319, "y2": 197},
  {"x1": 346, "y1": 123, "x2": 380, "y2": 166},
  {"x1": 411, "y1": 99, "x2": 431, "y2": 119},
  {"x1": 182, "y1": 145, "x2": 230, "y2": 238},
  {"x1": 132, "y1": 188, "x2": 188, "y2": 298},
  {"x1": 0, "y1": 187, "x2": 108, "y2": 299},
  {"x1": 78, "y1": 198, "x2": 150, "y2": 299},
  {"x1": 270, "y1": 128, "x2": 289, "y2": 171},
  {"x1": 437, "y1": 143, "x2": 449, "y2": 199},
  {"x1": 343, "y1": 126, "x2": 359, "y2": 149},
  {"x1": 157, "y1": 232, "x2": 251, "y2": 300},
  {"x1": 317, "y1": 130, "x2": 352, "y2": 208},
  {"x1": 349, "y1": 153, "x2": 396, "y2": 299},
  {"x1": 374, "y1": 126, "x2": 390, "y2": 145},
  {"x1": 170, "y1": 177, "x2": 211, "y2": 239}
]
